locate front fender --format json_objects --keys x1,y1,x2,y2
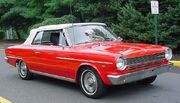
[{"x1": 76, "y1": 62, "x2": 113, "y2": 85}]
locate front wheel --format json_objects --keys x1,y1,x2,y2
[
  {"x1": 18, "y1": 60, "x2": 33, "y2": 80},
  {"x1": 136, "y1": 76, "x2": 157, "y2": 85},
  {"x1": 79, "y1": 68, "x2": 107, "y2": 99}
]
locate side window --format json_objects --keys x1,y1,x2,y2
[
  {"x1": 32, "y1": 32, "x2": 43, "y2": 45},
  {"x1": 41, "y1": 30, "x2": 68, "y2": 46},
  {"x1": 41, "y1": 31, "x2": 52, "y2": 45},
  {"x1": 59, "y1": 33, "x2": 68, "y2": 46}
]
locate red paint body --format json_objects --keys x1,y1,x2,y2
[{"x1": 5, "y1": 41, "x2": 169, "y2": 85}]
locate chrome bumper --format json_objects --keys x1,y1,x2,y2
[
  {"x1": 4, "y1": 57, "x2": 8, "y2": 62},
  {"x1": 108, "y1": 63, "x2": 173, "y2": 85}
]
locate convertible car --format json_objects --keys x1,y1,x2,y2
[{"x1": 5, "y1": 23, "x2": 173, "y2": 98}]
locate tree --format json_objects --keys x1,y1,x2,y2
[
  {"x1": 0, "y1": 0, "x2": 179, "y2": 50},
  {"x1": 111, "y1": 0, "x2": 180, "y2": 49},
  {"x1": 112, "y1": 4, "x2": 154, "y2": 43},
  {"x1": 0, "y1": 0, "x2": 35, "y2": 39},
  {"x1": 158, "y1": 3, "x2": 180, "y2": 48},
  {"x1": 0, "y1": 30, "x2": 5, "y2": 40},
  {"x1": 31, "y1": 15, "x2": 77, "y2": 29}
]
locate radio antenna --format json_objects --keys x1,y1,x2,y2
[{"x1": 69, "y1": 1, "x2": 75, "y2": 45}]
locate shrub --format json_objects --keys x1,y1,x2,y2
[{"x1": 0, "y1": 31, "x2": 5, "y2": 40}]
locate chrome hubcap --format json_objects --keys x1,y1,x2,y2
[
  {"x1": 19, "y1": 62, "x2": 27, "y2": 77},
  {"x1": 81, "y1": 70, "x2": 97, "y2": 95}
]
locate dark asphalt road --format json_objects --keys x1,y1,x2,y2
[{"x1": 0, "y1": 46, "x2": 180, "y2": 103}]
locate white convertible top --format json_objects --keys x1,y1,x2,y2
[
  {"x1": 37, "y1": 23, "x2": 106, "y2": 31},
  {"x1": 24, "y1": 23, "x2": 106, "y2": 45}
]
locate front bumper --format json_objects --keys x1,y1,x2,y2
[
  {"x1": 108, "y1": 63, "x2": 173, "y2": 85},
  {"x1": 4, "y1": 56, "x2": 8, "y2": 62}
]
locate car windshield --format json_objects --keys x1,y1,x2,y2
[{"x1": 66, "y1": 25, "x2": 118, "y2": 45}]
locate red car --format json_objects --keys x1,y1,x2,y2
[{"x1": 5, "y1": 23, "x2": 173, "y2": 98}]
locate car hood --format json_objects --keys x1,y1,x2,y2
[{"x1": 76, "y1": 41, "x2": 167, "y2": 58}]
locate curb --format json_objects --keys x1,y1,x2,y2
[
  {"x1": 0, "y1": 96, "x2": 12, "y2": 103},
  {"x1": 171, "y1": 61, "x2": 180, "y2": 67}
]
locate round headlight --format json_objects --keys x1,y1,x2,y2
[
  {"x1": 165, "y1": 48, "x2": 172, "y2": 60},
  {"x1": 116, "y1": 57, "x2": 126, "y2": 70}
]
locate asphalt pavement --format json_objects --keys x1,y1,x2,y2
[{"x1": 0, "y1": 45, "x2": 180, "y2": 103}]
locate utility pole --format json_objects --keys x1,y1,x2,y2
[{"x1": 151, "y1": 0, "x2": 159, "y2": 44}]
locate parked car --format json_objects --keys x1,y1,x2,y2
[{"x1": 5, "y1": 23, "x2": 173, "y2": 98}]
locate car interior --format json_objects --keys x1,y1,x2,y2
[
  {"x1": 33, "y1": 30, "x2": 68, "y2": 46},
  {"x1": 50, "y1": 33, "x2": 60, "y2": 46}
]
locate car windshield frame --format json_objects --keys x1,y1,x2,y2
[{"x1": 65, "y1": 25, "x2": 118, "y2": 45}]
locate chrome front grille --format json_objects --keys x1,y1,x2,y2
[
  {"x1": 128, "y1": 60, "x2": 163, "y2": 70},
  {"x1": 126, "y1": 52, "x2": 165, "y2": 70}
]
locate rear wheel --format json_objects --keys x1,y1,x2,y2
[
  {"x1": 18, "y1": 60, "x2": 33, "y2": 80},
  {"x1": 79, "y1": 68, "x2": 107, "y2": 99},
  {"x1": 136, "y1": 76, "x2": 157, "y2": 85}
]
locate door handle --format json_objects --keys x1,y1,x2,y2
[
  {"x1": 35, "y1": 51, "x2": 40, "y2": 54},
  {"x1": 56, "y1": 56, "x2": 67, "y2": 60}
]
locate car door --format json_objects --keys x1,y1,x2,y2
[
  {"x1": 26, "y1": 31, "x2": 44, "y2": 71},
  {"x1": 31, "y1": 30, "x2": 73, "y2": 78}
]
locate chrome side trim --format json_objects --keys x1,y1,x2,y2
[
  {"x1": 30, "y1": 70, "x2": 76, "y2": 83},
  {"x1": 108, "y1": 63, "x2": 173, "y2": 85},
  {"x1": 56, "y1": 57, "x2": 113, "y2": 65},
  {"x1": 6, "y1": 56, "x2": 22, "y2": 60}
]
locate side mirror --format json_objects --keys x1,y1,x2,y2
[
  {"x1": 117, "y1": 36, "x2": 123, "y2": 41},
  {"x1": 58, "y1": 44, "x2": 64, "y2": 47},
  {"x1": 58, "y1": 44, "x2": 65, "y2": 49}
]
